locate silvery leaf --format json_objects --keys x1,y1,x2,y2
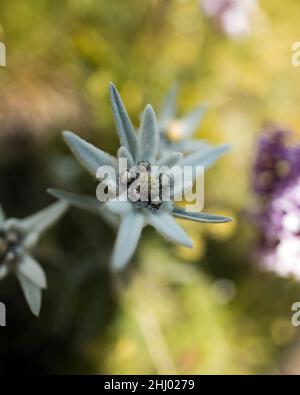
[
  {"x1": 137, "y1": 105, "x2": 159, "y2": 162},
  {"x1": 111, "y1": 211, "x2": 144, "y2": 270},
  {"x1": 16, "y1": 272, "x2": 42, "y2": 316},
  {"x1": 157, "y1": 152, "x2": 182, "y2": 167},
  {"x1": 0, "y1": 205, "x2": 5, "y2": 225},
  {"x1": 18, "y1": 201, "x2": 68, "y2": 236},
  {"x1": 117, "y1": 146, "x2": 134, "y2": 167},
  {"x1": 63, "y1": 131, "x2": 116, "y2": 177},
  {"x1": 172, "y1": 207, "x2": 232, "y2": 223},
  {"x1": 180, "y1": 104, "x2": 206, "y2": 138},
  {"x1": 48, "y1": 189, "x2": 119, "y2": 229},
  {"x1": 146, "y1": 210, "x2": 193, "y2": 248},
  {"x1": 178, "y1": 144, "x2": 230, "y2": 168},
  {"x1": 18, "y1": 255, "x2": 47, "y2": 289},
  {"x1": 109, "y1": 83, "x2": 138, "y2": 160},
  {"x1": 159, "y1": 84, "x2": 178, "y2": 130}
]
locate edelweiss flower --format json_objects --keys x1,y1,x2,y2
[
  {"x1": 158, "y1": 85, "x2": 210, "y2": 155},
  {"x1": 49, "y1": 83, "x2": 231, "y2": 270},
  {"x1": 0, "y1": 202, "x2": 67, "y2": 315}
]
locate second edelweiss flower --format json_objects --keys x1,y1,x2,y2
[
  {"x1": 157, "y1": 85, "x2": 209, "y2": 155},
  {"x1": 0, "y1": 202, "x2": 67, "y2": 315}
]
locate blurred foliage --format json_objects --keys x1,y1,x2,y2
[{"x1": 1, "y1": 0, "x2": 300, "y2": 374}]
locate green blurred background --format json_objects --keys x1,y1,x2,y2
[{"x1": 1, "y1": 0, "x2": 300, "y2": 374}]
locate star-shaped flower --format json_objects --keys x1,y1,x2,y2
[
  {"x1": 49, "y1": 83, "x2": 231, "y2": 271},
  {"x1": 158, "y1": 85, "x2": 211, "y2": 155},
  {"x1": 0, "y1": 201, "x2": 68, "y2": 315}
]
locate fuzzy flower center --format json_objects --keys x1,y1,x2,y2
[
  {"x1": 119, "y1": 161, "x2": 169, "y2": 211},
  {"x1": 166, "y1": 120, "x2": 183, "y2": 143},
  {"x1": 0, "y1": 229, "x2": 21, "y2": 266}
]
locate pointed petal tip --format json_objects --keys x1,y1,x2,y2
[
  {"x1": 111, "y1": 244, "x2": 132, "y2": 271},
  {"x1": 62, "y1": 130, "x2": 73, "y2": 138},
  {"x1": 111, "y1": 256, "x2": 127, "y2": 272},
  {"x1": 184, "y1": 239, "x2": 194, "y2": 249},
  {"x1": 47, "y1": 188, "x2": 55, "y2": 196},
  {"x1": 46, "y1": 187, "x2": 61, "y2": 199},
  {"x1": 145, "y1": 103, "x2": 153, "y2": 110},
  {"x1": 172, "y1": 82, "x2": 179, "y2": 91},
  {"x1": 32, "y1": 310, "x2": 40, "y2": 317},
  {"x1": 62, "y1": 130, "x2": 76, "y2": 144},
  {"x1": 178, "y1": 229, "x2": 194, "y2": 249},
  {"x1": 166, "y1": 83, "x2": 179, "y2": 97},
  {"x1": 109, "y1": 82, "x2": 118, "y2": 97},
  {"x1": 17, "y1": 272, "x2": 42, "y2": 316},
  {"x1": 142, "y1": 104, "x2": 157, "y2": 125},
  {"x1": 222, "y1": 144, "x2": 231, "y2": 152},
  {"x1": 172, "y1": 207, "x2": 233, "y2": 224},
  {"x1": 47, "y1": 188, "x2": 61, "y2": 198},
  {"x1": 145, "y1": 104, "x2": 155, "y2": 116}
]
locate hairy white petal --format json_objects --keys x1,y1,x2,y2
[
  {"x1": 158, "y1": 84, "x2": 178, "y2": 130},
  {"x1": 173, "y1": 140, "x2": 212, "y2": 154},
  {"x1": 18, "y1": 255, "x2": 47, "y2": 289},
  {"x1": 110, "y1": 83, "x2": 138, "y2": 160},
  {"x1": 63, "y1": 131, "x2": 116, "y2": 177},
  {"x1": 137, "y1": 105, "x2": 159, "y2": 162},
  {"x1": 17, "y1": 201, "x2": 68, "y2": 236},
  {"x1": 117, "y1": 146, "x2": 134, "y2": 167},
  {"x1": 16, "y1": 272, "x2": 42, "y2": 316},
  {"x1": 180, "y1": 105, "x2": 206, "y2": 138},
  {"x1": 157, "y1": 152, "x2": 182, "y2": 167},
  {"x1": 178, "y1": 144, "x2": 230, "y2": 168},
  {"x1": 112, "y1": 212, "x2": 144, "y2": 270},
  {"x1": 146, "y1": 211, "x2": 193, "y2": 248}
]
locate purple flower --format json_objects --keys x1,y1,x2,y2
[
  {"x1": 259, "y1": 180, "x2": 300, "y2": 278},
  {"x1": 253, "y1": 126, "x2": 300, "y2": 278},
  {"x1": 253, "y1": 128, "x2": 300, "y2": 197}
]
